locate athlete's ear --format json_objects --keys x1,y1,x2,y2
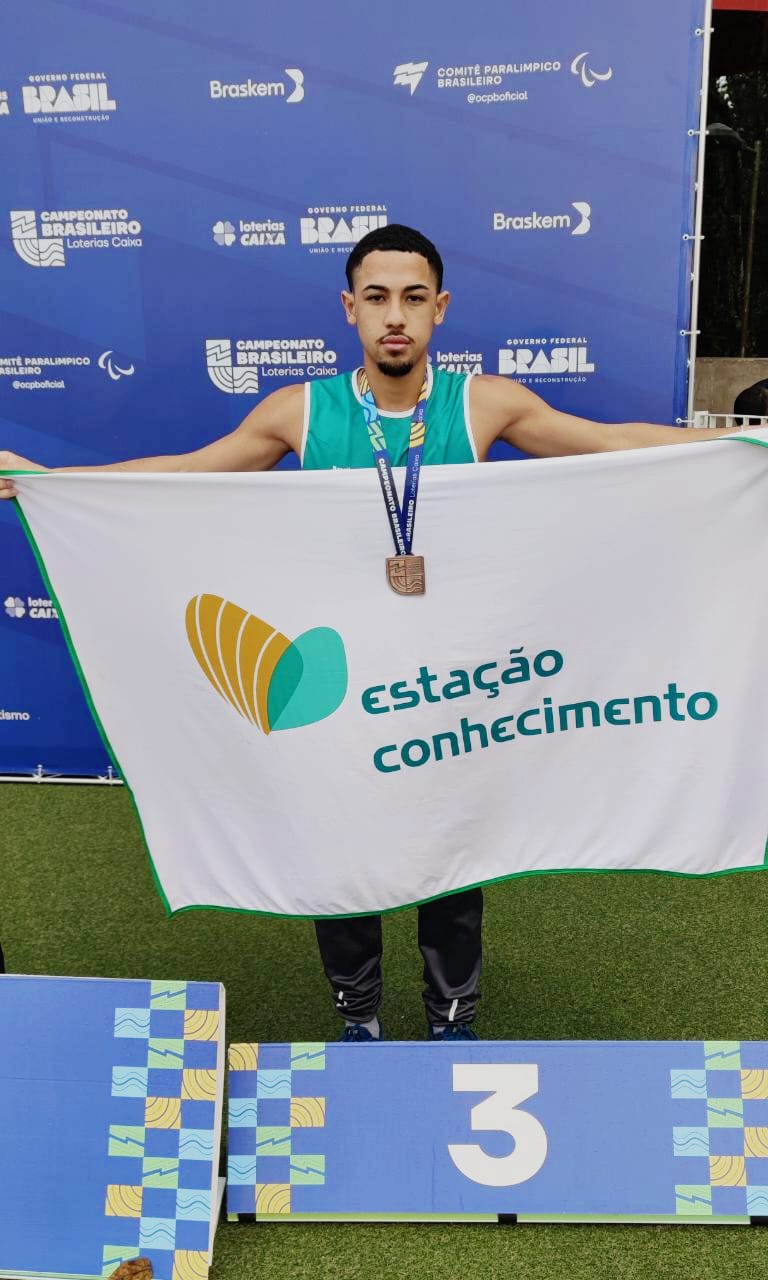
[
  {"x1": 434, "y1": 290, "x2": 451, "y2": 326},
  {"x1": 340, "y1": 290, "x2": 357, "y2": 326}
]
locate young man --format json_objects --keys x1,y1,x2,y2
[{"x1": 0, "y1": 224, "x2": 734, "y2": 1042}]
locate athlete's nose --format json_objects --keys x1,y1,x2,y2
[{"x1": 384, "y1": 298, "x2": 406, "y2": 329}]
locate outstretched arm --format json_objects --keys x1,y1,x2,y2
[
  {"x1": 0, "y1": 383, "x2": 305, "y2": 498},
  {"x1": 471, "y1": 375, "x2": 736, "y2": 459}
]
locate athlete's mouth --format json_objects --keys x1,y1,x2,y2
[{"x1": 380, "y1": 336, "x2": 411, "y2": 350}]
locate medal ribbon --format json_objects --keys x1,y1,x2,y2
[{"x1": 358, "y1": 368, "x2": 428, "y2": 556}]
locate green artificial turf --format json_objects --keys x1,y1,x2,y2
[{"x1": 3, "y1": 782, "x2": 768, "y2": 1278}]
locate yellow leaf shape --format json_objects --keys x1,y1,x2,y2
[
  {"x1": 256, "y1": 1183, "x2": 291, "y2": 1215},
  {"x1": 145, "y1": 1097, "x2": 181, "y2": 1129},
  {"x1": 171, "y1": 1250, "x2": 210, "y2": 1280},
  {"x1": 105, "y1": 1183, "x2": 143, "y2": 1217},
  {"x1": 185, "y1": 594, "x2": 290, "y2": 733},
  {"x1": 742, "y1": 1070, "x2": 768, "y2": 1100},
  {"x1": 182, "y1": 1068, "x2": 217, "y2": 1101},
  {"x1": 290, "y1": 1097, "x2": 326, "y2": 1128},
  {"x1": 744, "y1": 1127, "x2": 768, "y2": 1158},
  {"x1": 229, "y1": 1043, "x2": 259, "y2": 1071},
  {"x1": 709, "y1": 1156, "x2": 746, "y2": 1186},
  {"x1": 184, "y1": 1010, "x2": 220, "y2": 1042}
]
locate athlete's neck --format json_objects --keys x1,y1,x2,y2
[{"x1": 360, "y1": 356, "x2": 429, "y2": 413}]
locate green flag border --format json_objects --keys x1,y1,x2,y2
[{"x1": 3, "y1": 444, "x2": 768, "y2": 919}]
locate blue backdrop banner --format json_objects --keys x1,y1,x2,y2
[{"x1": 1, "y1": 0, "x2": 707, "y2": 775}]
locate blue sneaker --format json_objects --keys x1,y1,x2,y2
[
  {"x1": 339, "y1": 1023, "x2": 383, "y2": 1043},
  {"x1": 429, "y1": 1024, "x2": 478, "y2": 1041}
]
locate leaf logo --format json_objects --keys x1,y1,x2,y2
[{"x1": 185, "y1": 594, "x2": 347, "y2": 733}]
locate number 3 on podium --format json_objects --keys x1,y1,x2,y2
[{"x1": 448, "y1": 1064, "x2": 548, "y2": 1187}]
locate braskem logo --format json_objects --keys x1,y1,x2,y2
[{"x1": 185, "y1": 594, "x2": 347, "y2": 733}]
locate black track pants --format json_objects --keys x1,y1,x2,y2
[{"x1": 314, "y1": 888, "x2": 483, "y2": 1026}]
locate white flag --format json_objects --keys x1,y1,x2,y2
[{"x1": 11, "y1": 434, "x2": 768, "y2": 916}]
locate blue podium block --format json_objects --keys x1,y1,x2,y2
[
  {"x1": 0, "y1": 975, "x2": 225, "y2": 1280},
  {"x1": 227, "y1": 1039, "x2": 768, "y2": 1223}
]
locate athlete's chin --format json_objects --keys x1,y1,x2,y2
[{"x1": 376, "y1": 359, "x2": 415, "y2": 379}]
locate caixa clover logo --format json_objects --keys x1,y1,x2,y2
[
  {"x1": 4, "y1": 596, "x2": 25, "y2": 618},
  {"x1": 185, "y1": 594, "x2": 347, "y2": 733},
  {"x1": 4, "y1": 594, "x2": 58, "y2": 619}
]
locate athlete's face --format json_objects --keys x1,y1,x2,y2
[{"x1": 341, "y1": 251, "x2": 450, "y2": 376}]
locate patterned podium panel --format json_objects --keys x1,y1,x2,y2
[
  {"x1": 0, "y1": 976, "x2": 225, "y2": 1280},
  {"x1": 227, "y1": 1040, "x2": 768, "y2": 1222}
]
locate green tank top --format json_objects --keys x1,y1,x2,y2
[{"x1": 301, "y1": 366, "x2": 478, "y2": 470}]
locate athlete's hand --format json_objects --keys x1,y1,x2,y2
[{"x1": 0, "y1": 450, "x2": 46, "y2": 498}]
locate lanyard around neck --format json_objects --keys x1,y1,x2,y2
[{"x1": 358, "y1": 367, "x2": 429, "y2": 556}]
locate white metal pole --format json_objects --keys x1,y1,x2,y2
[{"x1": 685, "y1": 0, "x2": 714, "y2": 424}]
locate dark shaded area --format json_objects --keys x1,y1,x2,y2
[
  {"x1": 710, "y1": 12, "x2": 768, "y2": 75},
  {"x1": 699, "y1": 13, "x2": 768, "y2": 355}
]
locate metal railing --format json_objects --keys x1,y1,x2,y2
[{"x1": 690, "y1": 412, "x2": 768, "y2": 429}]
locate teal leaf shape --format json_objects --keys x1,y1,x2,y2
[{"x1": 268, "y1": 627, "x2": 348, "y2": 731}]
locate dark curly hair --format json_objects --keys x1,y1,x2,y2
[{"x1": 345, "y1": 224, "x2": 443, "y2": 291}]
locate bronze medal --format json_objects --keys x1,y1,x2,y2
[
  {"x1": 358, "y1": 369, "x2": 430, "y2": 595},
  {"x1": 386, "y1": 554, "x2": 426, "y2": 596}
]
